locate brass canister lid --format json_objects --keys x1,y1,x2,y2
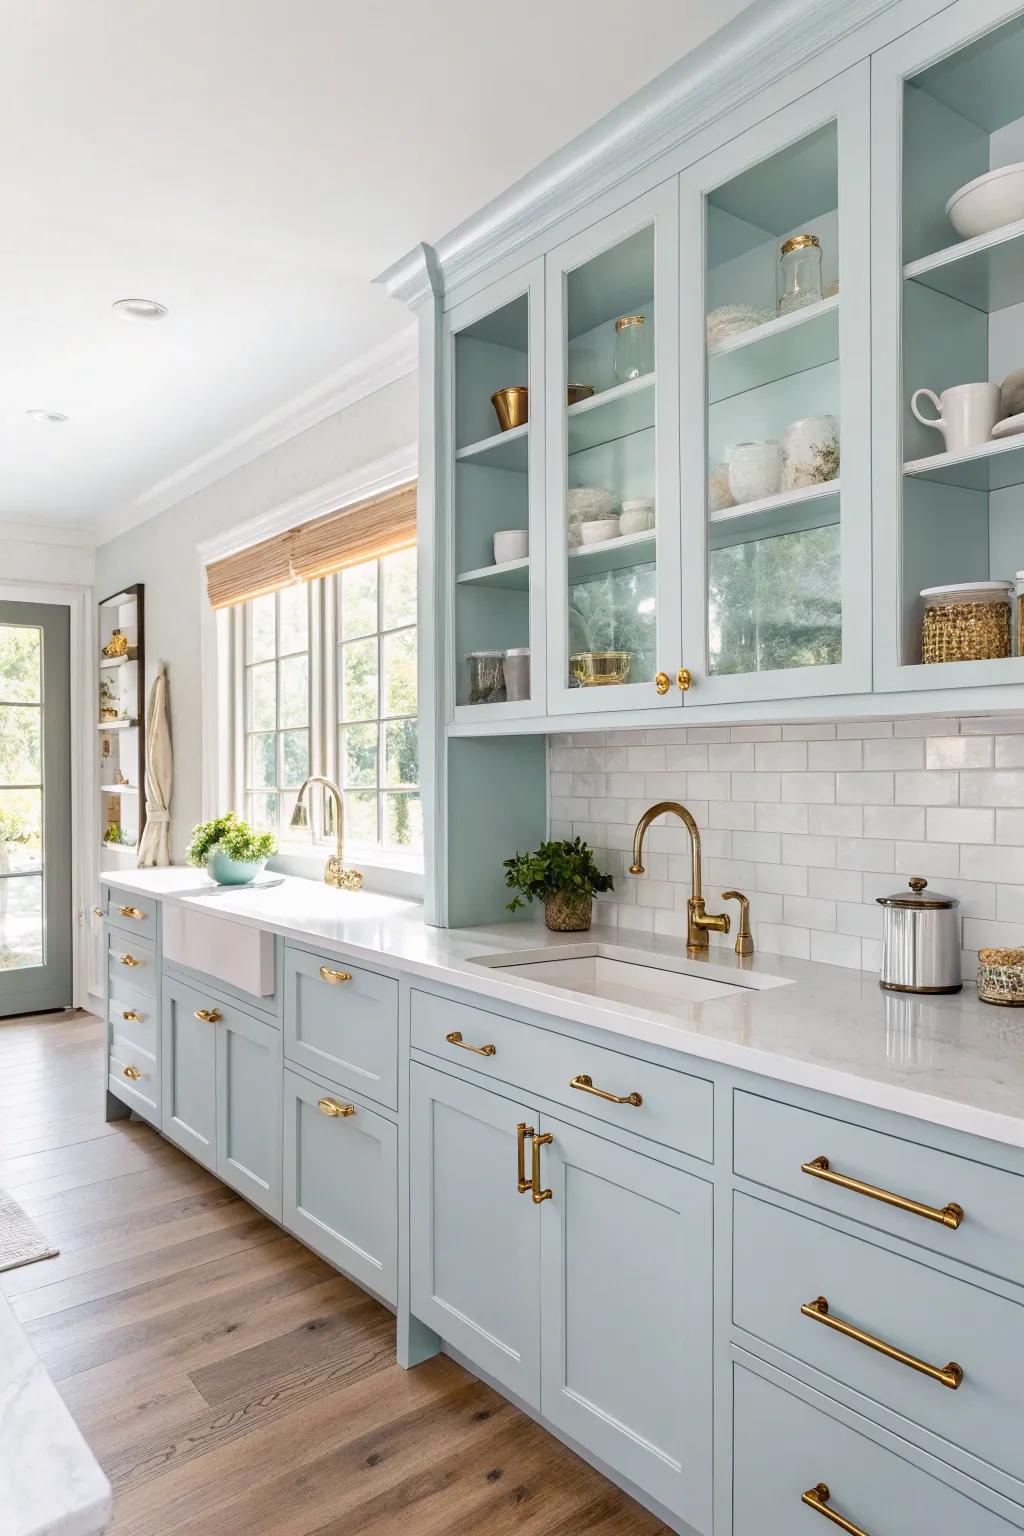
[
  {"x1": 876, "y1": 876, "x2": 959, "y2": 909},
  {"x1": 780, "y1": 233, "x2": 821, "y2": 256},
  {"x1": 614, "y1": 314, "x2": 646, "y2": 331}
]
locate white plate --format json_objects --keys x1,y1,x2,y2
[{"x1": 992, "y1": 412, "x2": 1024, "y2": 440}]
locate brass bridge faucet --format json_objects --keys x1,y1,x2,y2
[
  {"x1": 630, "y1": 801, "x2": 730, "y2": 954},
  {"x1": 290, "y1": 776, "x2": 364, "y2": 891}
]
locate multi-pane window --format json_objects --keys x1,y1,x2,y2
[
  {"x1": 337, "y1": 548, "x2": 420, "y2": 852},
  {"x1": 237, "y1": 549, "x2": 420, "y2": 857},
  {"x1": 243, "y1": 586, "x2": 311, "y2": 835}
]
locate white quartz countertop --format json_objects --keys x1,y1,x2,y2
[
  {"x1": 102, "y1": 867, "x2": 1024, "y2": 1153},
  {"x1": 0, "y1": 1290, "x2": 111, "y2": 1536}
]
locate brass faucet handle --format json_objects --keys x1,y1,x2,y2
[{"x1": 722, "y1": 890, "x2": 753, "y2": 956}]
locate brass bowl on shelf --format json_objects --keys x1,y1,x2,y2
[
  {"x1": 491, "y1": 386, "x2": 529, "y2": 432},
  {"x1": 569, "y1": 651, "x2": 632, "y2": 687},
  {"x1": 567, "y1": 384, "x2": 594, "y2": 406}
]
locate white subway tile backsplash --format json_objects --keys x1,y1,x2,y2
[{"x1": 550, "y1": 712, "x2": 1024, "y2": 975}]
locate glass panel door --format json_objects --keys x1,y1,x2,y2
[
  {"x1": 680, "y1": 65, "x2": 872, "y2": 704},
  {"x1": 449, "y1": 260, "x2": 545, "y2": 722},
  {"x1": 546, "y1": 182, "x2": 682, "y2": 715},
  {"x1": 0, "y1": 601, "x2": 71, "y2": 1016}
]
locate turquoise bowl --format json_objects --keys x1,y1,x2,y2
[{"x1": 207, "y1": 850, "x2": 266, "y2": 886}]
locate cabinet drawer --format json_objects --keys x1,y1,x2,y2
[
  {"x1": 283, "y1": 1068, "x2": 396, "y2": 1304},
  {"x1": 163, "y1": 904, "x2": 276, "y2": 1005},
  {"x1": 734, "y1": 1089, "x2": 1024, "y2": 1286},
  {"x1": 103, "y1": 886, "x2": 158, "y2": 942},
  {"x1": 733, "y1": 1192, "x2": 1024, "y2": 1494},
  {"x1": 734, "y1": 1362, "x2": 1019, "y2": 1536},
  {"x1": 106, "y1": 929, "x2": 157, "y2": 999},
  {"x1": 108, "y1": 1042, "x2": 158, "y2": 1125},
  {"x1": 107, "y1": 992, "x2": 156, "y2": 1059},
  {"x1": 284, "y1": 949, "x2": 397, "y2": 1110},
  {"x1": 411, "y1": 990, "x2": 713, "y2": 1163}
]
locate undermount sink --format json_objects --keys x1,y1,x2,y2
[{"x1": 470, "y1": 942, "x2": 791, "y2": 1010}]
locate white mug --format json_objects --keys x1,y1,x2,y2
[{"x1": 911, "y1": 382, "x2": 1000, "y2": 454}]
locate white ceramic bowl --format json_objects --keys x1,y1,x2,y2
[
  {"x1": 493, "y1": 529, "x2": 529, "y2": 564},
  {"x1": 946, "y1": 162, "x2": 1024, "y2": 240},
  {"x1": 579, "y1": 518, "x2": 620, "y2": 545}
]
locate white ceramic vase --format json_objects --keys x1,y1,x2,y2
[
  {"x1": 780, "y1": 415, "x2": 840, "y2": 489},
  {"x1": 727, "y1": 441, "x2": 781, "y2": 504}
]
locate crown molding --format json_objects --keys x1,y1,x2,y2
[
  {"x1": 376, "y1": 0, "x2": 900, "y2": 309},
  {"x1": 0, "y1": 519, "x2": 96, "y2": 548},
  {"x1": 93, "y1": 324, "x2": 418, "y2": 547}
]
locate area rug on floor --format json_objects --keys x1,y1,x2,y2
[{"x1": 0, "y1": 1188, "x2": 58, "y2": 1272}]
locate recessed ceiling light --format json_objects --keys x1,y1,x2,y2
[
  {"x1": 113, "y1": 298, "x2": 168, "y2": 321},
  {"x1": 26, "y1": 409, "x2": 68, "y2": 423}
]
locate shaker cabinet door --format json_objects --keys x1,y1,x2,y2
[
  {"x1": 215, "y1": 1005, "x2": 283, "y2": 1220},
  {"x1": 539, "y1": 1117, "x2": 714, "y2": 1533},
  {"x1": 409, "y1": 1061, "x2": 542, "y2": 1406},
  {"x1": 161, "y1": 978, "x2": 217, "y2": 1170}
]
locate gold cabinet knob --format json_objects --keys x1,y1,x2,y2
[
  {"x1": 118, "y1": 905, "x2": 145, "y2": 920},
  {"x1": 194, "y1": 1008, "x2": 222, "y2": 1023},
  {"x1": 122, "y1": 1064, "x2": 142, "y2": 1081},
  {"x1": 676, "y1": 668, "x2": 692, "y2": 691},
  {"x1": 655, "y1": 671, "x2": 671, "y2": 695},
  {"x1": 119, "y1": 953, "x2": 140, "y2": 967},
  {"x1": 318, "y1": 1097, "x2": 355, "y2": 1118},
  {"x1": 92, "y1": 905, "x2": 104, "y2": 917},
  {"x1": 122, "y1": 1009, "x2": 143, "y2": 1023},
  {"x1": 319, "y1": 965, "x2": 353, "y2": 984}
]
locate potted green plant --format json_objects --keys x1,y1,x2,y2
[
  {"x1": 186, "y1": 813, "x2": 277, "y2": 886},
  {"x1": 503, "y1": 837, "x2": 613, "y2": 932}
]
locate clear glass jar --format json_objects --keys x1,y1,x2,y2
[
  {"x1": 778, "y1": 234, "x2": 822, "y2": 315},
  {"x1": 1017, "y1": 571, "x2": 1024, "y2": 657},
  {"x1": 465, "y1": 650, "x2": 506, "y2": 704},
  {"x1": 613, "y1": 314, "x2": 652, "y2": 384}
]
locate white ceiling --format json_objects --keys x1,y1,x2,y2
[{"x1": 1, "y1": 0, "x2": 751, "y2": 534}]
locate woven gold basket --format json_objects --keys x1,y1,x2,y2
[
  {"x1": 977, "y1": 947, "x2": 1024, "y2": 1006},
  {"x1": 921, "y1": 598, "x2": 1011, "y2": 664}
]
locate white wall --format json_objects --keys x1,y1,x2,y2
[
  {"x1": 0, "y1": 522, "x2": 95, "y2": 588},
  {"x1": 549, "y1": 712, "x2": 1024, "y2": 980},
  {"x1": 94, "y1": 372, "x2": 417, "y2": 857}
]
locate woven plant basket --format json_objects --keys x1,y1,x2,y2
[
  {"x1": 544, "y1": 890, "x2": 593, "y2": 932},
  {"x1": 977, "y1": 947, "x2": 1024, "y2": 1006}
]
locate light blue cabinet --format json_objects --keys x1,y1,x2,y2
[
  {"x1": 283, "y1": 1066, "x2": 397, "y2": 1304},
  {"x1": 539, "y1": 1115, "x2": 713, "y2": 1532},
  {"x1": 161, "y1": 976, "x2": 217, "y2": 1170},
  {"x1": 409, "y1": 1061, "x2": 542, "y2": 1403},
  {"x1": 216, "y1": 1005, "x2": 282, "y2": 1221},
  {"x1": 284, "y1": 947, "x2": 398, "y2": 1109}
]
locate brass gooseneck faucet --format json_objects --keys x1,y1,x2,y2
[
  {"x1": 630, "y1": 801, "x2": 730, "y2": 954},
  {"x1": 290, "y1": 776, "x2": 364, "y2": 891}
]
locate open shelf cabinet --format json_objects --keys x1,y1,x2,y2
[{"x1": 97, "y1": 584, "x2": 145, "y2": 859}]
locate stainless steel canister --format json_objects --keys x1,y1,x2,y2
[{"x1": 876, "y1": 877, "x2": 962, "y2": 994}]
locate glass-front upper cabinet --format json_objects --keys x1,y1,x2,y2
[
  {"x1": 545, "y1": 183, "x2": 683, "y2": 715},
  {"x1": 679, "y1": 65, "x2": 872, "y2": 704},
  {"x1": 873, "y1": 0, "x2": 1024, "y2": 694},
  {"x1": 446, "y1": 261, "x2": 546, "y2": 723}
]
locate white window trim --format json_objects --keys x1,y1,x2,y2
[{"x1": 198, "y1": 445, "x2": 422, "y2": 899}]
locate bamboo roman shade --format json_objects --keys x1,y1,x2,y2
[{"x1": 205, "y1": 481, "x2": 417, "y2": 610}]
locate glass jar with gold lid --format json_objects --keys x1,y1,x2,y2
[
  {"x1": 778, "y1": 234, "x2": 822, "y2": 315},
  {"x1": 613, "y1": 313, "x2": 652, "y2": 384}
]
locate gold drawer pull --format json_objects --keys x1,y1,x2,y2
[
  {"x1": 531, "y1": 1131, "x2": 553, "y2": 1205},
  {"x1": 445, "y1": 1030, "x2": 496, "y2": 1057},
  {"x1": 194, "y1": 1008, "x2": 222, "y2": 1023},
  {"x1": 319, "y1": 965, "x2": 352, "y2": 984},
  {"x1": 802, "y1": 1484, "x2": 869, "y2": 1536},
  {"x1": 119, "y1": 953, "x2": 140, "y2": 967},
  {"x1": 801, "y1": 1155, "x2": 962, "y2": 1230},
  {"x1": 570, "y1": 1073, "x2": 642, "y2": 1107},
  {"x1": 801, "y1": 1296, "x2": 963, "y2": 1391},
  {"x1": 318, "y1": 1097, "x2": 355, "y2": 1118},
  {"x1": 122, "y1": 1009, "x2": 143, "y2": 1023},
  {"x1": 516, "y1": 1122, "x2": 535, "y2": 1194},
  {"x1": 122, "y1": 1065, "x2": 142, "y2": 1081},
  {"x1": 118, "y1": 905, "x2": 145, "y2": 920}
]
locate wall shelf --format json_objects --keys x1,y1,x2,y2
[
  {"x1": 567, "y1": 528, "x2": 656, "y2": 578},
  {"x1": 99, "y1": 654, "x2": 136, "y2": 670},
  {"x1": 567, "y1": 373, "x2": 654, "y2": 456},
  {"x1": 903, "y1": 218, "x2": 1024, "y2": 313},
  {"x1": 708, "y1": 295, "x2": 839, "y2": 404},
  {"x1": 456, "y1": 557, "x2": 531, "y2": 591},
  {"x1": 709, "y1": 479, "x2": 840, "y2": 539},
  {"x1": 455, "y1": 422, "x2": 528, "y2": 472},
  {"x1": 903, "y1": 434, "x2": 1024, "y2": 491},
  {"x1": 100, "y1": 784, "x2": 139, "y2": 795},
  {"x1": 97, "y1": 719, "x2": 138, "y2": 731}
]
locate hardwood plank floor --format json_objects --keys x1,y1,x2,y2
[{"x1": 1, "y1": 1010, "x2": 672, "y2": 1535}]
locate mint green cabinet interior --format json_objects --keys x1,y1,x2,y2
[
  {"x1": 539, "y1": 1114, "x2": 713, "y2": 1532},
  {"x1": 409, "y1": 1061, "x2": 542, "y2": 1404},
  {"x1": 283, "y1": 1067, "x2": 397, "y2": 1304},
  {"x1": 733, "y1": 1359, "x2": 1022, "y2": 1535},
  {"x1": 161, "y1": 976, "x2": 217, "y2": 1170},
  {"x1": 216, "y1": 1004, "x2": 282, "y2": 1220},
  {"x1": 284, "y1": 946, "x2": 398, "y2": 1109}
]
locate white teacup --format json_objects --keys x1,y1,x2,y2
[{"x1": 911, "y1": 382, "x2": 1000, "y2": 455}]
